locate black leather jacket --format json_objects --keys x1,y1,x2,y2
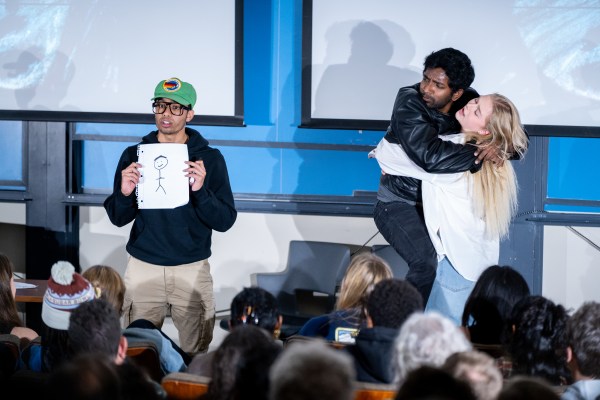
[{"x1": 380, "y1": 83, "x2": 481, "y2": 203}]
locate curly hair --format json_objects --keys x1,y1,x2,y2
[
  {"x1": 366, "y1": 279, "x2": 423, "y2": 329},
  {"x1": 423, "y1": 48, "x2": 475, "y2": 92},
  {"x1": 230, "y1": 287, "x2": 280, "y2": 334},
  {"x1": 508, "y1": 295, "x2": 572, "y2": 385},
  {"x1": 566, "y1": 301, "x2": 600, "y2": 378}
]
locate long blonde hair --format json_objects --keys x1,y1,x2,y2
[
  {"x1": 464, "y1": 94, "x2": 528, "y2": 239},
  {"x1": 335, "y1": 252, "x2": 393, "y2": 311}
]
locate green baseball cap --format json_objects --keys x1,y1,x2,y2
[{"x1": 152, "y1": 77, "x2": 197, "y2": 108}]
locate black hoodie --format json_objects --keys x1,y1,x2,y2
[{"x1": 104, "y1": 128, "x2": 237, "y2": 265}]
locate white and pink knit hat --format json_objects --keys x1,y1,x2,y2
[{"x1": 42, "y1": 261, "x2": 96, "y2": 330}]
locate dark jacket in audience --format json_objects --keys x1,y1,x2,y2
[{"x1": 346, "y1": 326, "x2": 398, "y2": 383}]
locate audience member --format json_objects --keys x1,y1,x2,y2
[
  {"x1": 461, "y1": 265, "x2": 530, "y2": 346},
  {"x1": 47, "y1": 354, "x2": 122, "y2": 400},
  {"x1": 394, "y1": 311, "x2": 472, "y2": 383},
  {"x1": 298, "y1": 252, "x2": 393, "y2": 343},
  {"x1": 82, "y1": 263, "x2": 190, "y2": 371},
  {"x1": 497, "y1": 376, "x2": 561, "y2": 400},
  {"x1": 47, "y1": 353, "x2": 166, "y2": 400},
  {"x1": 187, "y1": 286, "x2": 282, "y2": 376},
  {"x1": 21, "y1": 261, "x2": 96, "y2": 372},
  {"x1": 507, "y1": 295, "x2": 572, "y2": 386},
  {"x1": 67, "y1": 298, "x2": 168, "y2": 395},
  {"x1": 441, "y1": 350, "x2": 503, "y2": 400},
  {"x1": 269, "y1": 339, "x2": 355, "y2": 400},
  {"x1": 0, "y1": 253, "x2": 38, "y2": 343},
  {"x1": 67, "y1": 298, "x2": 127, "y2": 364},
  {"x1": 562, "y1": 301, "x2": 600, "y2": 400},
  {"x1": 82, "y1": 264, "x2": 126, "y2": 315},
  {"x1": 228, "y1": 286, "x2": 282, "y2": 336},
  {"x1": 202, "y1": 324, "x2": 281, "y2": 400},
  {"x1": 395, "y1": 365, "x2": 477, "y2": 400},
  {"x1": 346, "y1": 278, "x2": 423, "y2": 383}
]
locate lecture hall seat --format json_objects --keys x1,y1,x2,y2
[{"x1": 161, "y1": 372, "x2": 211, "y2": 400}]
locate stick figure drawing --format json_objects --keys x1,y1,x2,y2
[{"x1": 154, "y1": 155, "x2": 168, "y2": 194}]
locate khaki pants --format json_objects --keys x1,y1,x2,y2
[{"x1": 123, "y1": 256, "x2": 215, "y2": 355}]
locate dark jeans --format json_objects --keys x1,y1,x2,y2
[{"x1": 373, "y1": 200, "x2": 437, "y2": 304}]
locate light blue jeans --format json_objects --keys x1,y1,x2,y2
[{"x1": 425, "y1": 257, "x2": 475, "y2": 326}]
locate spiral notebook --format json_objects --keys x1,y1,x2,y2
[{"x1": 136, "y1": 143, "x2": 189, "y2": 209}]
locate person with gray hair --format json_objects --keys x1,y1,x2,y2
[
  {"x1": 562, "y1": 301, "x2": 600, "y2": 400},
  {"x1": 394, "y1": 311, "x2": 472, "y2": 382},
  {"x1": 442, "y1": 350, "x2": 503, "y2": 400},
  {"x1": 269, "y1": 340, "x2": 355, "y2": 400}
]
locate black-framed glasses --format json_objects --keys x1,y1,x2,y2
[{"x1": 152, "y1": 102, "x2": 190, "y2": 116}]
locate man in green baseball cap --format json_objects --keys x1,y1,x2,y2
[{"x1": 104, "y1": 76, "x2": 237, "y2": 356}]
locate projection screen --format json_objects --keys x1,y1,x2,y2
[
  {"x1": 0, "y1": 0, "x2": 242, "y2": 125},
  {"x1": 302, "y1": 0, "x2": 600, "y2": 136}
]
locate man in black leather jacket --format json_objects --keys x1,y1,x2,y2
[{"x1": 373, "y1": 48, "x2": 482, "y2": 304}]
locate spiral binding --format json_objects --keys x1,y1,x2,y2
[{"x1": 135, "y1": 144, "x2": 142, "y2": 208}]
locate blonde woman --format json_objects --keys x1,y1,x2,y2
[
  {"x1": 297, "y1": 252, "x2": 393, "y2": 343},
  {"x1": 371, "y1": 93, "x2": 528, "y2": 325}
]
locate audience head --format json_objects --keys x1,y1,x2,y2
[
  {"x1": 508, "y1": 295, "x2": 571, "y2": 385},
  {"x1": 335, "y1": 252, "x2": 393, "y2": 312},
  {"x1": 47, "y1": 353, "x2": 165, "y2": 400},
  {"x1": 395, "y1": 365, "x2": 477, "y2": 400},
  {"x1": 366, "y1": 278, "x2": 423, "y2": 329},
  {"x1": 461, "y1": 265, "x2": 530, "y2": 345},
  {"x1": 208, "y1": 324, "x2": 281, "y2": 400},
  {"x1": 47, "y1": 353, "x2": 122, "y2": 400},
  {"x1": 394, "y1": 311, "x2": 472, "y2": 382},
  {"x1": 0, "y1": 253, "x2": 16, "y2": 296},
  {"x1": 229, "y1": 287, "x2": 282, "y2": 337},
  {"x1": 82, "y1": 264, "x2": 125, "y2": 316},
  {"x1": 43, "y1": 261, "x2": 96, "y2": 331},
  {"x1": 0, "y1": 253, "x2": 24, "y2": 328},
  {"x1": 441, "y1": 351, "x2": 503, "y2": 400},
  {"x1": 68, "y1": 298, "x2": 127, "y2": 365},
  {"x1": 566, "y1": 301, "x2": 600, "y2": 380},
  {"x1": 41, "y1": 261, "x2": 96, "y2": 372},
  {"x1": 496, "y1": 376, "x2": 560, "y2": 400},
  {"x1": 269, "y1": 339, "x2": 355, "y2": 400}
]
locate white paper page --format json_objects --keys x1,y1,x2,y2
[{"x1": 136, "y1": 143, "x2": 189, "y2": 209}]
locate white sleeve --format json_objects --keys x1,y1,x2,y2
[{"x1": 370, "y1": 138, "x2": 464, "y2": 184}]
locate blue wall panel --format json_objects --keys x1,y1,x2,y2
[{"x1": 547, "y1": 137, "x2": 600, "y2": 201}]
